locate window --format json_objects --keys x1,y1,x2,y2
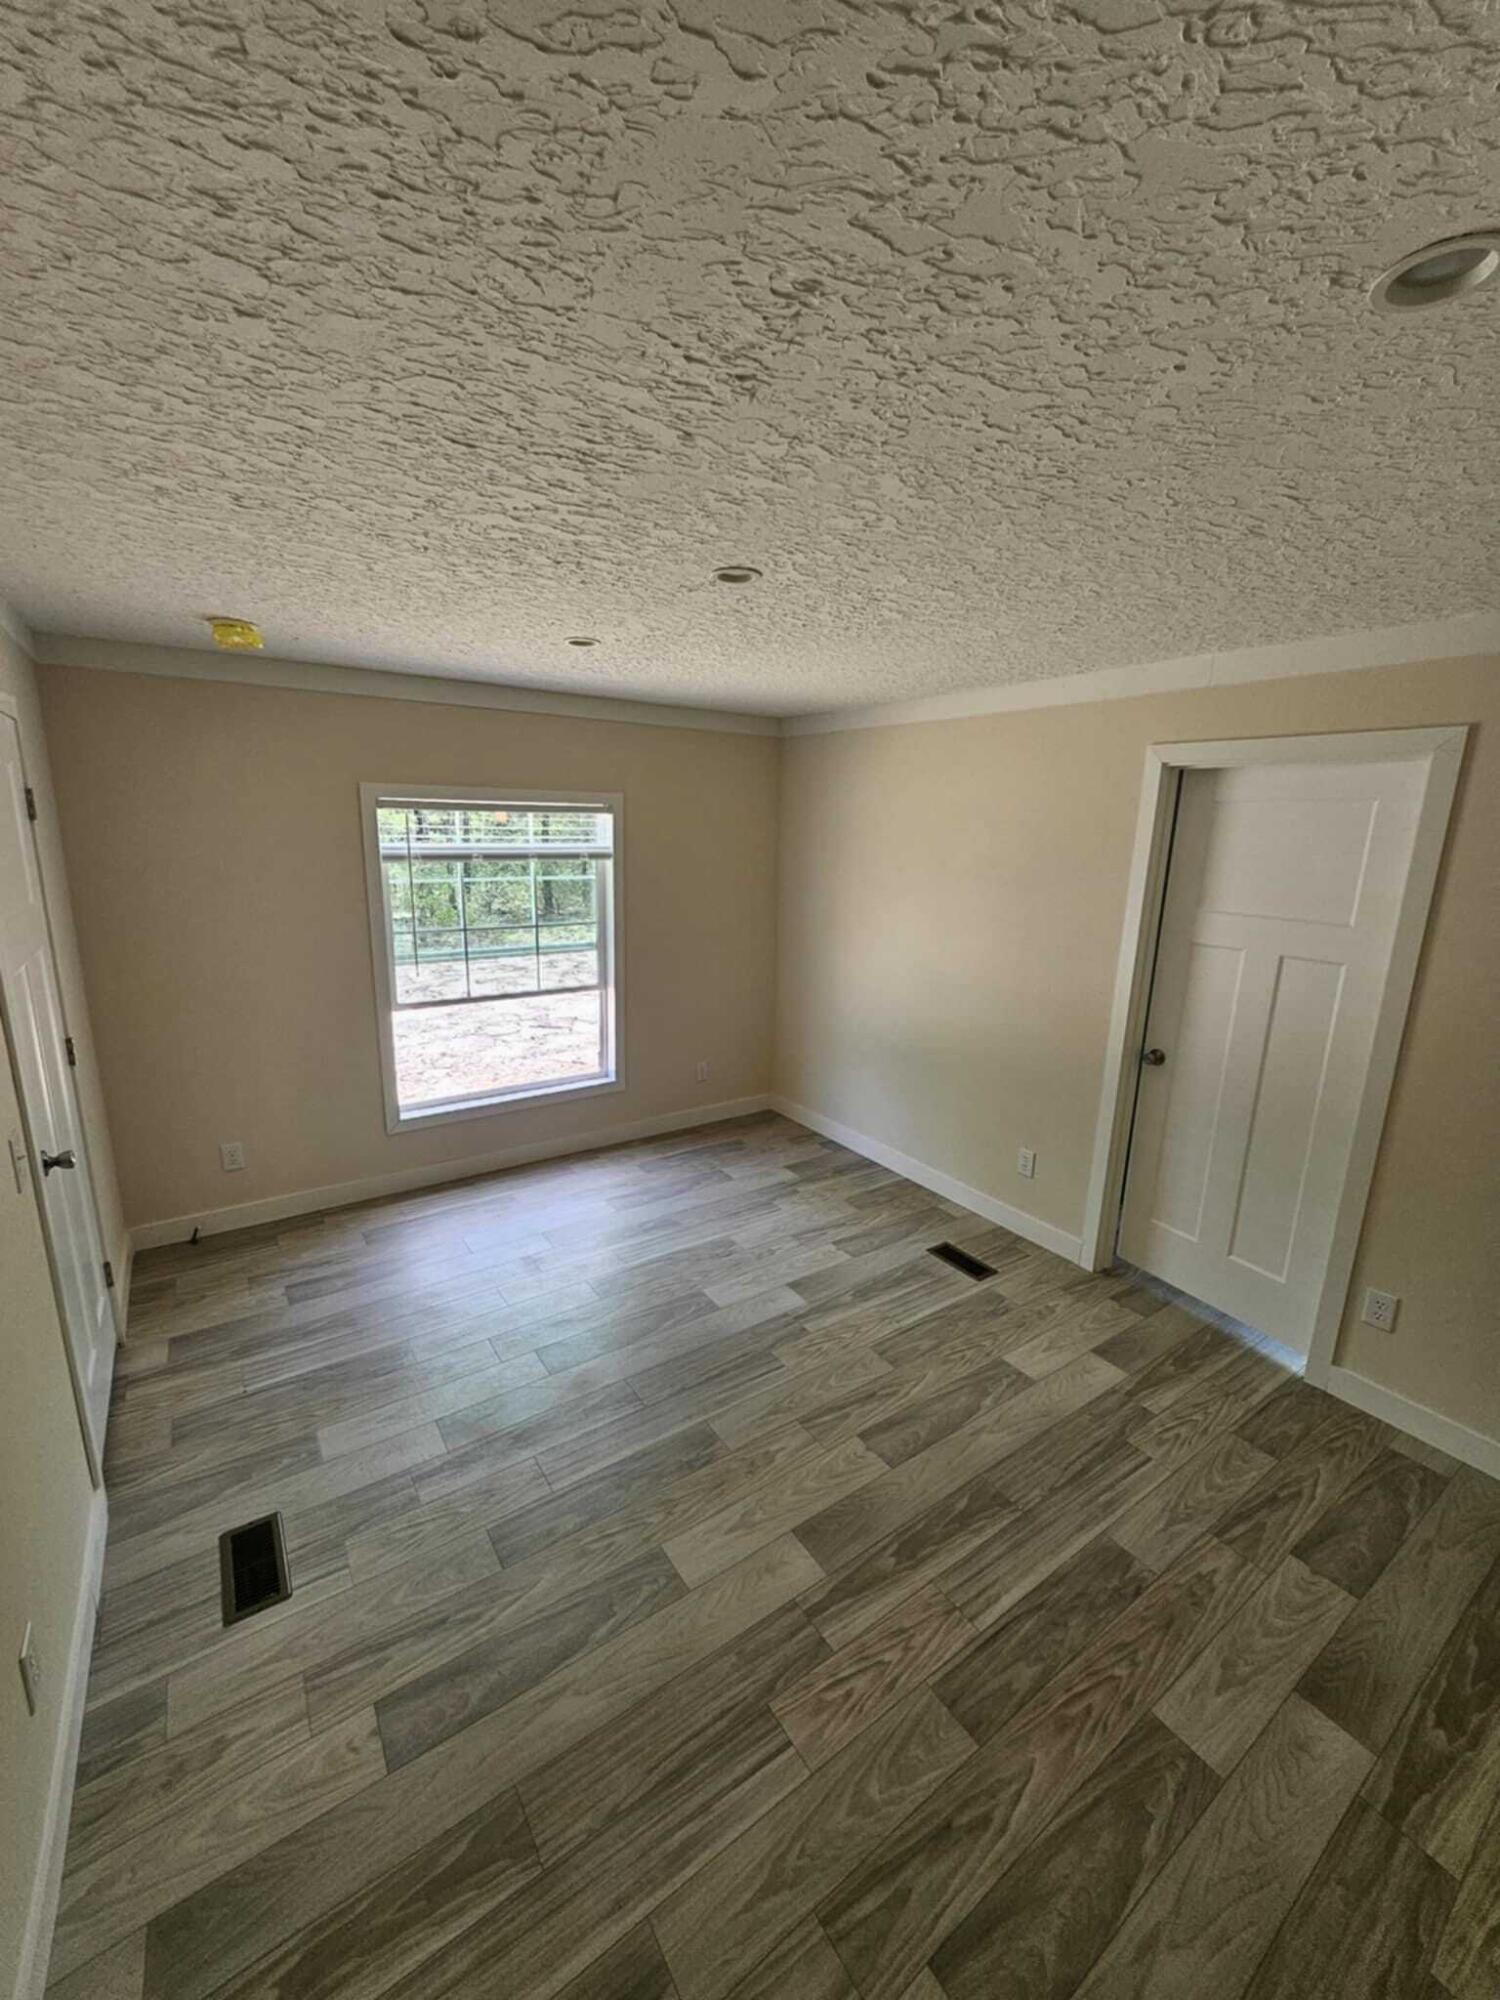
[{"x1": 361, "y1": 785, "x2": 620, "y2": 1128}]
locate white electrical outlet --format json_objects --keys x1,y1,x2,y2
[
  {"x1": 220, "y1": 1141, "x2": 246, "y2": 1173},
  {"x1": 19, "y1": 1622, "x2": 40, "y2": 1716},
  {"x1": 695, "y1": 1060, "x2": 710, "y2": 1083},
  {"x1": 1017, "y1": 1147, "x2": 1037, "y2": 1180},
  {"x1": 1361, "y1": 1287, "x2": 1399, "y2": 1332}
]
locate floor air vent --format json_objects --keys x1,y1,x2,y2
[
  {"x1": 219, "y1": 1512, "x2": 292, "y2": 1626},
  {"x1": 927, "y1": 1241, "x2": 997, "y2": 1282}
]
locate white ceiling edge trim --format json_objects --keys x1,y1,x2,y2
[
  {"x1": 0, "y1": 596, "x2": 34, "y2": 654},
  {"x1": 783, "y1": 611, "x2": 1500, "y2": 738},
  {"x1": 27, "y1": 610, "x2": 1500, "y2": 740},
  {"x1": 30, "y1": 634, "x2": 781, "y2": 738}
]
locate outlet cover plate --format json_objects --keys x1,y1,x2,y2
[{"x1": 1361, "y1": 1287, "x2": 1399, "y2": 1331}]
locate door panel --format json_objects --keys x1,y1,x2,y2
[
  {"x1": 1119, "y1": 759, "x2": 1425, "y2": 1355},
  {"x1": 0, "y1": 709, "x2": 113, "y2": 1477},
  {"x1": 1227, "y1": 954, "x2": 1345, "y2": 1280},
  {"x1": 1, "y1": 729, "x2": 45, "y2": 925},
  {"x1": 1198, "y1": 795, "x2": 1376, "y2": 927},
  {"x1": 1149, "y1": 941, "x2": 1244, "y2": 1243},
  {"x1": 10, "y1": 946, "x2": 111, "y2": 1375}
]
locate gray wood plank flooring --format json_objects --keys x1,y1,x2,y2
[{"x1": 49, "y1": 1113, "x2": 1500, "y2": 1999}]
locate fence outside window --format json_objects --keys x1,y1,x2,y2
[
  {"x1": 363, "y1": 790, "x2": 621, "y2": 1127},
  {"x1": 377, "y1": 805, "x2": 611, "y2": 1007}
]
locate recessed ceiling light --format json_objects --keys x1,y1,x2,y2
[
  {"x1": 713, "y1": 565, "x2": 763, "y2": 585},
  {"x1": 1371, "y1": 232, "x2": 1500, "y2": 312},
  {"x1": 206, "y1": 616, "x2": 264, "y2": 650},
  {"x1": 566, "y1": 636, "x2": 599, "y2": 647}
]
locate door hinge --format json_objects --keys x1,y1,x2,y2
[
  {"x1": 65, "y1": 1034, "x2": 78, "y2": 1068},
  {"x1": 103, "y1": 1259, "x2": 116, "y2": 1290},
  {"x1": 25, "y1": 784, "x2": 38, "y2": 822}
]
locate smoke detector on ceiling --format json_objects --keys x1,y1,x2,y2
[
  {"x1": 206, "y1": 617, "x2": 264, "y2": 650},
  {"x1": 713, "y1": 565, "x2": 763, "y2": 585},
  {"x1": 1371, "y1": 232, "x2": 1500, "y2": 312}
]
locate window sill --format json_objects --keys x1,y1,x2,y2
[{"x1": 387, "y1": 1072, "x2": 623, "y2": 1135}]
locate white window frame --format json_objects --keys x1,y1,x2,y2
[{"x1": 360, "y1": 782, "x2": 624, "y2": 1133}]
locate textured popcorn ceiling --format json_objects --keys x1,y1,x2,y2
[{"x1": 1, "y1": 2, "x2": 1498, "y2": 715}]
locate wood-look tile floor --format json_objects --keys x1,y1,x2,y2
[{"x1": 48, "y1": 1114, "x2": 1500, "y2": 2000}]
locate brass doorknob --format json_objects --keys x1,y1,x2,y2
[{"x1": 1141, "y1": 1048, "x2": 1167, "y2": 1067}]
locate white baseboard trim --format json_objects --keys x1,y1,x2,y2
[
  {"x1": 771, "y1": 1095, "x2": 1086, "y2": 1266},
  {"x1": 15, "y1": 1488, "x2": 107, "y2": 2000},
  {"x1": 111, "y1": 1236, "x2": 134, "y2": 1341},
  {"x1": 129, "y1": 1096, "x2": 773, "y2": 1252},
  {"x1": 1325, "y1": 1366, "x2": 1500, "y2": 1480}
]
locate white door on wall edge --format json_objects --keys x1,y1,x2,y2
[
  {"x1": 0, "y1": 709, "x2": 115, "y2": 1479},
  {"x1": 1118, "y1": 757, "x2": 1426, "y2": 1359}
]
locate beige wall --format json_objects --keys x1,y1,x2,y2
[
  {"x1": 776, "y1": 653, "x2": 1500, "y2": 1442},
  {"x1": 25, "y1": 645, "x2": 1500, "y2": 1452},
  {"x1": 0, "y1": 629, "x2": 105, "y2": 1995},
  {"x1": 38, "y1": 665, "x2": 780, "y2": 1233}
]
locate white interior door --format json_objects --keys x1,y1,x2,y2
[
  {"x1": 0, "y1": 710, "x2": 114, "y2": 1478},
  {"x1": 1118, "y1": 757, "x2": 1426, "y2": 1356}
]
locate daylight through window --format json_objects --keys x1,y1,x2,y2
[{"x1": 365, "y1": 792, "x2": 618, "y2": 1123}]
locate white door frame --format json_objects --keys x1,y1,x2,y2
[
  {"x1": 1080, "y1": 724, "x2": 1468, "y2": 1388},
  {"x1": 0, "y1": 691, "x2": 122, "y2": 1437}
]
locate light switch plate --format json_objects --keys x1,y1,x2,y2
[{"x1": 1017, "y1": 1147, "x2": 1037, "y2": 1180}]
